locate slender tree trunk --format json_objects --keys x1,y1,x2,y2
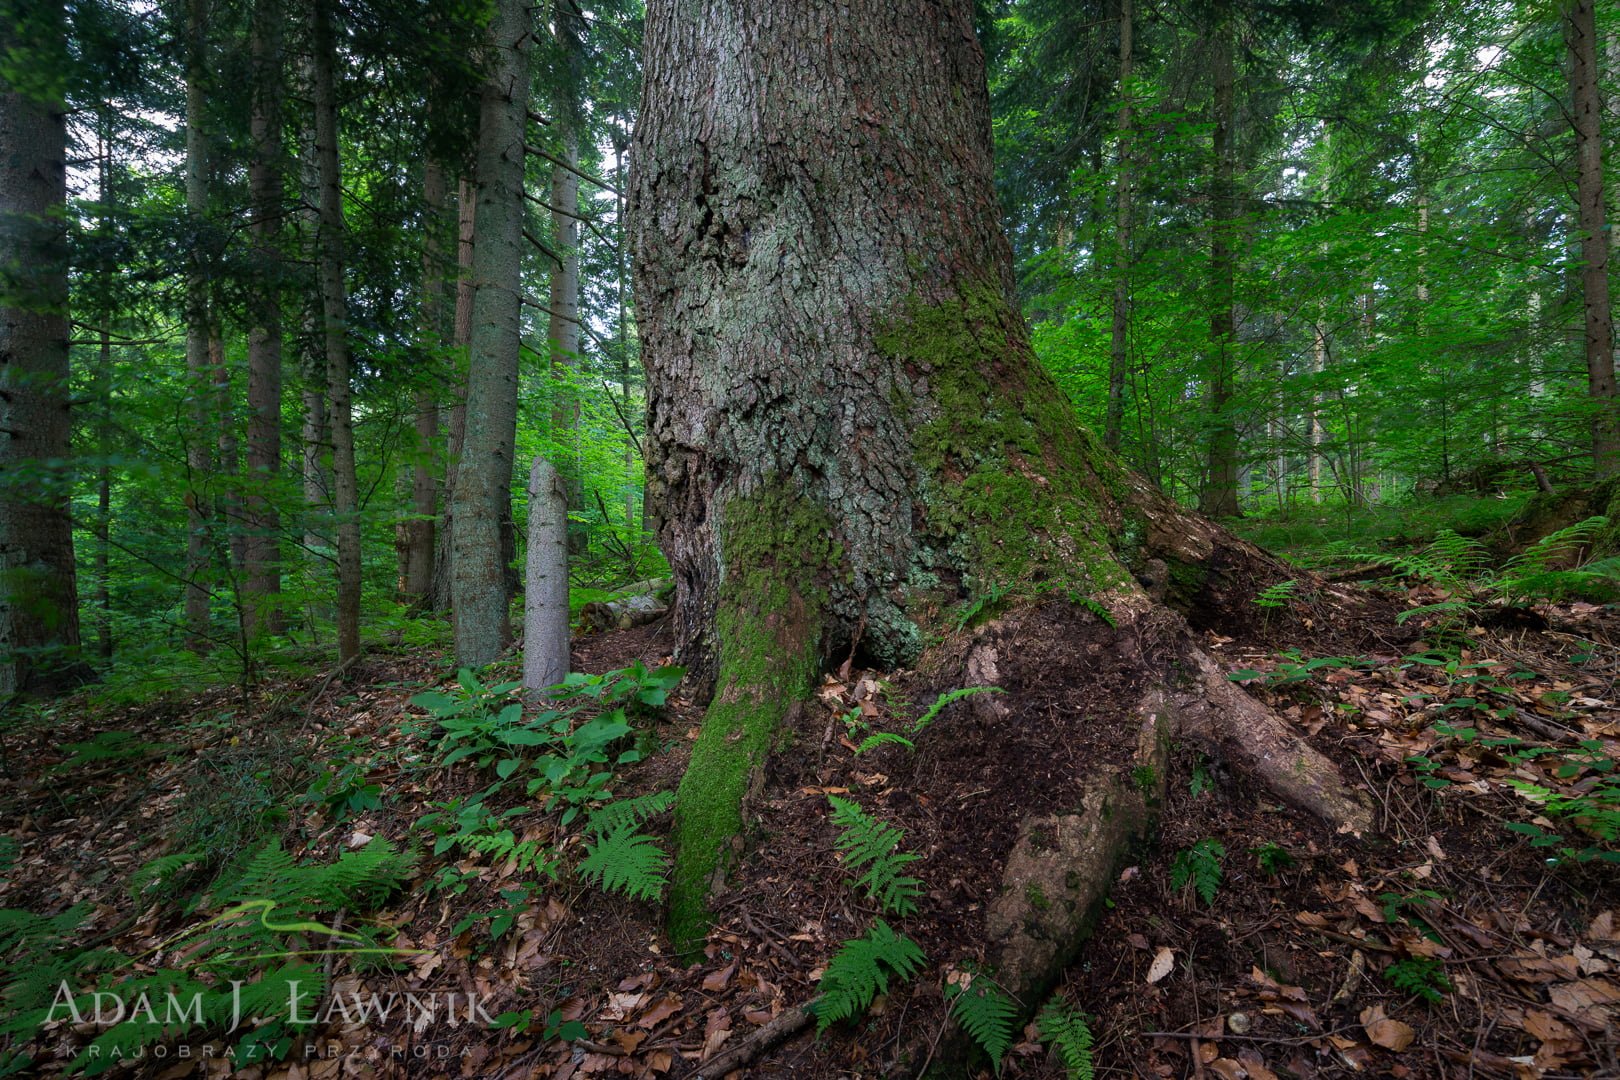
[
  {"x1": 1104, "y1": 0, "x2": 1132, "y2": 452},
  {"x1": 94, "y1": 113, "x2": 114, "y2": 662},
  {"x1": 615, "y1": 131, "x2": 636, "y2": 534},
  {"x1": 244, "y1": 0, "x2": 284, "y2": 638},
  {"x1": 403, "y1": 160, "x2": 449, "y2": 607},
  {"x1": 431, "y1": 176, "x2": 477, "y2": 612},
  {"x1": 183, "y1": 0, "x2": 215, "y2": 650},
  {"x1": 311, "y1": 0, "x2": 361, "y2": 662},
  {"x1": 1565, "y1": 0, "x2": 1619, "y2": 477},
  {"x1": 548, "y1": 0, "x2": 584, "y2": 507},
  {"x1": 1309, "y1": 321, "x2": 1325, "y2": 503},
  {"x1": 450, "y1": 0, "x2": 533, "y2": 667},
  {"x1": 1200, "y1": 16, "x2": 1241, "y2": 518},
  {"x1": 523, "y1": 456, "x2": 569, "y2": 696},
  {"x1": 0, "y1": 0, "x2": 86, "y2": 695}
]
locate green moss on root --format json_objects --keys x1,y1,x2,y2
[
  {"x1": 667, "y1": 481, "x2": 834, "y2": 956},
  {"x1": 876, "y1": 283, "x2": 1129, "y2": 603}
]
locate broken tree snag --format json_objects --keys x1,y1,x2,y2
[{"x1": 666, "y1": 480, "x2": 834, "y2": 956}]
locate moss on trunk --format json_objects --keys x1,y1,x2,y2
[{"x1": 668, "y1": 481, "x2": 836, "y2": 954}]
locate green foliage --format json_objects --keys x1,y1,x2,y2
[
  {"x1": 129, "y1": 851, "x2": 203, "y2": 904},
  {"x1": 826, "y1": 795, "x2": 924, "y2": 916},
  {"x1": 1169, "y1": 839, "x2": 1224, "y2": 906},
  {"x1": 854, "y1": 685, "x2": 1003, "y2": 755},
  {"x1": 809, "y1": 921, "x2": 926, "y2": 1033},
  {"x1": 1250, "y1": 842, "x2": 1295, "y2": 875},
  {"x1": 577, "y1": 824, "x2": 670, "y2": 901},
  {"x1": 50, "y1": 731, "x2": 178, "y2": 772},
  {"x1": 1252, "y1": 579, "x2": 1299, "y2": 609},
  {"x1": 1036, "y1": 998, "x2": 1095, "y2": 1080},
  {"x1": 945, "y1": 968, "x2": 1018, "y2": 1073},
  {"x1": 1228, "y1": 651, "x2": 1369, "y2": 687},
  {"x1": 1382, "y1": 956, "x2": 1452, "y2": 1004}
]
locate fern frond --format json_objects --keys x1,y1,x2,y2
[
  {"x1": 130, "y1": 852, "x2": 203, "y2": 903},
  {"x1": 1170, "y1": 839, "x2": 1224, "y2": 906},
  {"x1": 826, "y1": 796, "x2": 924, "y2": 915},
  {"x1": 912, "y1": 686, "x2": 1003, "y2": 734},
  {"x1": 1037, "y1": 999, "x2": 1095, "y2": 1080},
  {"x1": 854, "y1": 731, "x2": 915, "y2": 754},
  {"x1": 1507, "y1": 516, "x2": 1608, "y2": 573},
  {"x1": 946, "y1": 970, "x2": 1018, "y2": 1073},
  {"x1": 577, "y1": 825, "x2": 668, "y2": 901},
  {"x1": 810, "y1": 921, "x2": 926, "y2": 1032},
  {"x1": 584, "y1": 791, "x2": 674, "y2": 836}
]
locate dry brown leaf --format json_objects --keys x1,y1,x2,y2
[
  {"x1": 1521, "y1": 1008, "x2": 1578, "y2": 1043},
  {"x1": 1147, "y1": 946, "x2": 1175, "y2": 984},
  {"x1": 1547, "y1": 978, "x2": 1620, "y2": 1027},
  {"x1": 702, "y1": 961, "x2": 737, "y2": 992},
  {"x1": 1208, "y1": 1058, "x2": 1245, "y2": 1079},
  {"x1": 1360, "y1": 1005, "x2": 1415, "y2": 1051},
  {"x1": 634, "y1": 995, "x2": 682, "y2": 1029},
  {"x1": 1237, "y1": 1049, "x2": 1280, "y2": 1080}
]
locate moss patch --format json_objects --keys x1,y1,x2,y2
[
  {"x1": 667, "y1": 480, "x2": 836, "y2": 955},
  {"x1": 876, "y1": 282, "x2": 1129, "y2": 608}
]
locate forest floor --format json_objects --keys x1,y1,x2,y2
[{"x1": 3, "y1": 560, "x2": 1619, "y2": 1078}]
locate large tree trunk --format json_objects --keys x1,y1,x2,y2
[
  {"x1": 243, "y1": 0, "x2": 284, "y2": 639},
  {"x1": 182, "y1": 0, "x2": 215, "y2": 651},
  {"x1": 311, "y1": 0, "x2": 361, "y2": 663},
  {"x1": 631, "y1": 0, "x2": 1368, "y2": 968},
  {"x1": 450, "y1": 0, "x2": 532, "y2": 667},
  {"x1": 1199, "y1": 15, "x2": 1241, "y2": 518},
  {"x1": 1564, "y1": 0, "x2": 1619, "y2": 477},
  {"x1": 0, "y1": 0, "x2": 86, "y2": 696}
]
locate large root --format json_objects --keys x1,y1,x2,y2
[{"x1": 905, "y1": 606, "x2": 1373, "y2": 1077}]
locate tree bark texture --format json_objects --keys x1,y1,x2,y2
[
  {"x1": 430, "y1": 176, "x2": 478, "y2": 613},
  {"x1": 1199, "y1": 15, "x2": 1241, "y2": 518},
  {"x1": 1564, "y1": 0, "x2": 1619, "y2": 478},
  {"x1": 311, "y1": 0, "x2": 361, "y2": 663},
  {"x1": 244, "y1": 0, "x2": 284, "y2": 638},
  {"x1": 0, "y1": 0, "x2": 85, "y2": 695},
  {"x1": 631, "y1": 0, "x2": 1367, "y2": 959},
  {"x1": 450, "y1": 0, "x2": 533, "y2": 667},
  {"x1": 183, "y1": 0, "x2": 215, "y2": 650},
  {"x1": 1104, "y1": 0, "x2": 1132, "y2": 453},
  {"x1": 547, "y1": 0, "x2": 584, "y2": 504},
  {"x1": 523, "y1": 456, "x2": 570, "y2": 697},
  {"x1": 402, "y1": 159, "x2": 449, "y2": 607}
]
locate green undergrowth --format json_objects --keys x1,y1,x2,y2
[{"x1": 1232, "y1": 494, "x2": 1530, "y2": 567}]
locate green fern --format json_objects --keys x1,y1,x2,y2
[
  {"x1": 854, "y1": 731, "x2": 916, "y2": 755},
  {"x1": 1252, "y1": 579, "x2": 1299, "y2": 609},
  {"x1": 577, "y1": 825, "x2": 669, "y2": 901},
  {"x1": 912, "y1": 686, "x2": 1003, "y2": 734},
  {"x1": 1506, "y1": 516, "x2": 1608, "y2": 574},
  {"x1": 810, "y1": 921, "x2": 926, "y2": 1032},
  {"x1": 826, "y1": 795, "x2": 924, "y2": 916},
  {"x1": 1169, "y1": 838, "x2": 1224, "y2": 906},
  {"x1": 458, "y1": 831, "x2": 560, "y2": 879},
  {"x1": 1382, "y1": 956, "x2": 1451, "y2": 1004},
  {"x1": 946, "y1": 968, "x2": 1018, "y2": 1073},
  {"x1": 583, "y1": 791, "x2": 674, "y2": 835},
  {"x1": 129, "y1": 851, "x2": 203, "y2": 904},
  {"x1": 1347, "y1": 529, "x2": 1486, "y2": 591},
  {"x1": 1037, "y1": 999, "x2": 1095, "y2": 1080}
]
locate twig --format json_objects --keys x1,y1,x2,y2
[{"x1": 687, "y1": 1005, "x2": 812, "y2": 1078}]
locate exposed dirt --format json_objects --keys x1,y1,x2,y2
[{"x1": 4, "y1": 595, "x2": 1619, "y2": 1079}]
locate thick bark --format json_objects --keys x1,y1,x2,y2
[
  {"x1": 1104, "y1": 0, "x2": 1132, "y2": 452},
  {"x1": 182, "y1": 0, "x2": 214, "y2": 650},
  {"x1": 1564, "y1": 0, "x2": 1619, "y2": 477},
  {"x1": 311, "y1": 0, "x2": 361, "y2": 663},
  {"x1": 401, "y1": 159, "x2": 449, "y2": 608},
  {"x1": 243, "y1": 0, "x2": 284, "y2": 638},
  {"x1": 631, "y1": 0, "x2": 1367, "y2": 959},
  {"x1": 1200, "y1": 16, "x2": 1241, "y2": 518},
  {"x1": 0, "y1": 0, "x2": 86, "y2": 695},
  {"x1": 450, "y1": 0, "x2": 533, "y2": 667}
]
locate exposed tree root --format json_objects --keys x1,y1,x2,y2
[{"x1": 686, "y1": 1005, "x2": 814, "y2": 1079}]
